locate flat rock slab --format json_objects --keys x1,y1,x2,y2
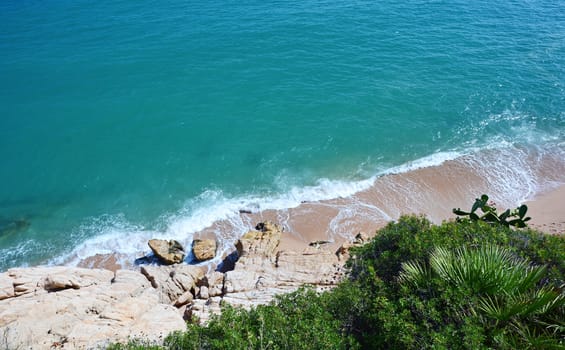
[{"x1": 0, "y1": 267, "x2": 186, "y2": 350}]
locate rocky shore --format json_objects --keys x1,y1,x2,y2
[
  {"x1": 0, "y1": 222, "x2": 365, "y2": 350},
  {"x1": 2, "y1": 183, "x2": 564, "y2": 350}
]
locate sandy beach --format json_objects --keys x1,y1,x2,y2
[
  {"x1": 272, "y1": 160, "x2": 565, "y2": 254},
  {"x1": 526, "y1": 185, "x2": 565, "y2": 235}
]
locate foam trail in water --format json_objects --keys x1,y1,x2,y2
[
  {"x1": 0, "y1": 239, "x2": 42, "y2": 269},
  {"x1": 384, "y1": 151, "x2": 463, "y2": 175}
]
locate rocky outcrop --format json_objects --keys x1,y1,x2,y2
[
  {"x1": 0, "y1": 267, "x2": 186, "y2": 350},
  {"x1": 148, "y1": 239, "x2": 185, "y2": 264},
  {"x1": 135, "y1": 222, "x2": 343, "y2": 322},
  {"x1": 198, "y1": 221, "x2": 345, "y2": 314},
  {"x1": 220, "y1": 247, "x2": 344, "y2": 309},
  {"x1": 138, "y1": 221, "x2": 348, "y2": 323},
  {"x1": 192, "y1": 239, "x2": 217, "y2": 261},
  {"x1": 0, "y1": 221, "x2": 364, "y2": 348},
  {"x1": 140, "y1": 264, "x2": 205, "y2": 304}
]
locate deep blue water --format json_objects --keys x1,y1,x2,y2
[{"x1": 1, "y1": 0, "x2": 563, "y2": 270}]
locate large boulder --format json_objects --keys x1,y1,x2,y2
[
  {"x1": 148, "y1": 239, "x2": 185, "y2": 265},
  {"x1": 236, "y1": 221, "x2": 283, "y2": 261},
  {"x1": 192, "y1": 239, "x2": 217, "y2": 261},
  {"x1": 140, "y1": 264, "x2": 205, "y2": 304}
]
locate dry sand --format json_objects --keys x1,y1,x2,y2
[{"x1": 526, "y1": 185, "x2": 565, "y2": 235}]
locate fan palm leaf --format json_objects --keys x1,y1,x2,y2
[{"x1": 399, "y1": 244, "x2": 565, "y2": 347}]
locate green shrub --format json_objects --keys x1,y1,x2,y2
[
  {"x1": 399, "y1": 245, "x2": 564, "y2": 349},
  {"x1": 163, "y1": 287, "x2": 358, "y2": 350},
  {"x1": 348, "y1": 216, "x2": 564, "y2": 284},
  {"x1": 105, "y1": 340, "x2": 163, "y2": 350},
  {"x1": 338, "y1": 216, "x2": 564, "y2": 349}
]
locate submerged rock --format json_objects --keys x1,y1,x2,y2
[
  {"x1": 192, "y1": 239, "x2": 217, "y2": 261},
  {"x1": 148, "y1": 239, "x2": 185, "y2": 265},
  {"x1": 0, "y1": 218, "x2": 30, "y2": 238}
]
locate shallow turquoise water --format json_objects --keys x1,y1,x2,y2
[{"x1": 0, "y1": 1, "x2": 563, "y2": 270}]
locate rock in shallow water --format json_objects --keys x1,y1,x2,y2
[
  {"x1": 192, "y1": 239, "x2": 217, "y2": 261},
  {"x1": 148, "y1": 239, "x2": 185, "y2": 265}
]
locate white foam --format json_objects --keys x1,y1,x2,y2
[
  {"x1": 459, "y1": 141, "x2": 565, "y2": 206},
  {"x1": 0, "y1": 239, "x2": 43, "y2": 270},
  {"x1": 384, "y1": 151, "x2": 463, "y2": 175},
  {"x1": 49, "y1": 216, "x2": 159, "y2": 266},
  {"x1": 458, "y1": 148, "x2": 536, "y2": 206}
]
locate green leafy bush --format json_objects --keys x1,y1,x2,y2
[
  {"x1": 399, "y1": 245, "x2": 564, "y2": 348},
  {"x1": 163, "y1": 287, "x2": 358, "y2": 350},
  {"x1": 108, "y1": 214, "x2": 564, "y2": 350},
  {"x1": 348, "y1": 216, "x2": 564, "y2": 284},
  {"x1": 340, "y1": 216, "x2": 564, "y2": 349},
  {"x1": 106, "y1": 340, "x2": 163, "y2": 350}
]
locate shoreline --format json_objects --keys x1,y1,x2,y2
[
  {"x1": 274, "y1": 164, "x2": 565, "y2": 254},
  {"x1": 2, "y1": 191, "x2": 563, "y2": 349},
  {"x1": 72, "y1": 145, "x2": 565, "y2": 272}
]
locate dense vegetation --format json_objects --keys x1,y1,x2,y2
[{"x1": 109, "y1": 213, "x2": 564, "y2": 349}]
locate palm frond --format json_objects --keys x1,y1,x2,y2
[
  {"x1": 518, "y1": 287, "x2": 565, "y2": 317},
  {"x1": 398, "y1": 260, "x2": 432, "y2": 289}
]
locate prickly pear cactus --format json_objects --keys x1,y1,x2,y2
[{"x1": 452, "y1": 194, "x2": 531, "y2": 228}]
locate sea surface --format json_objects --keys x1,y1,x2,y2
[{"x1": 1, "y1": 0, "x2": 564, "y2": 270}]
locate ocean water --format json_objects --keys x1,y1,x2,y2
[{"x1": 1, "y1": 0, "x2": 564, "y2": 271}]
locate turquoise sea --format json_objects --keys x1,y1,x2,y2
[{"x1": 1, "y1": 1, "x2": 564, "y2": 270}]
